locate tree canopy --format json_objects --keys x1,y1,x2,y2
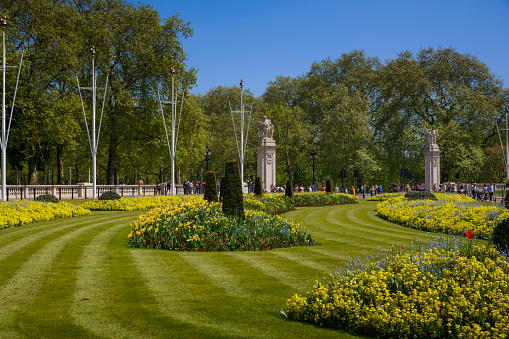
[{"x1": 0, "y1": 2, "x2": 507, "y2": 187}]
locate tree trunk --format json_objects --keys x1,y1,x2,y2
[
  {"x1": 75, "y1": 165, "x2": 80, "y2": 184},
  {"x1": 56, "y1": 145, "x2": 64, "y2": 184},
  {"x1": 28, "y1": 156, "x2": 38, "y2": 185},
  {"x1": 107, "y1": 142, "x2": 117, "y2": 185}
]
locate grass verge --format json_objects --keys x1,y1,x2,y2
[{"x1": 1, "y1": 200, "x2": 430, "y2": 338}]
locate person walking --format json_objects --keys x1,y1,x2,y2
[{"x1": 488, "y1": 183, "x2": 494, "y2": 201}]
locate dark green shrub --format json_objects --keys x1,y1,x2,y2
[
  {"x1": 285, "y1": 180, "x2": 293, "y2": 198},
  {"x1": 391, "y1": 183, "x2": 400, "y2": 192},
  {"x1": 325, "y1": 179, "x2": 332, "y2": 193},
  {"x1": 222, "y1": 161, "x2": 245, "y2": 219},
  {"x1": 99, "y1": 190, "x2": 121, "y2": 200},
  {"x1": 35, "y1": 194, "x2": 59, "y2": 203},
  {"x1": 404, "y1": 191, "x2": 437, "y2": 200},
  {"x1": 204, "y1": 171, "x2": 218, "y2": 202},
  {"x1": 254, "y1": 176, "x2": 262, "y2": 196},
  {"x1": 492, "y1": 218, "x2": 509, "y2": 251}
]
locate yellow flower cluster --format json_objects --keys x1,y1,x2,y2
[
  {"x1": 366, "y1": 192, "x2": 402, "y2": 201},
  {"x1": 129, "y1": 199, "x2": 215, "y2": 235},
  {"x1": 376, "y1": 193, "x2": 509, "y2": 239},
  {"x1": 285, "y1": 241, "x2": 509, "y2": 338},
  {"x1": 0, "y1": 200, "x2": 91, "y2": 229},
  {"x1": 80, "y1": 195, "x2": 198, "y2": 211}
]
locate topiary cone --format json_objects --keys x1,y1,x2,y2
[
  {"x1": 204, "y1": 171, "x2": 218, "y2": 202},
  {"x1": 222, "y1": 161, "x2": 245, "y2": 219}
]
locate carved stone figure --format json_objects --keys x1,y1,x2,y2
[
  {"x1": 258, "y1": 116, "x2": 274, "y2": 139},
  {"x1": 425, "y1": 126, "x2": 439, "y2": 147}
]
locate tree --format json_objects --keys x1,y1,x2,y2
[
  {"x1": 4, "y1": 0, "x2": 84, "y2": 184},
  {"x1": 261, "y1": 104, "x2": 311, "y2": 184},
  {"x1": 199, "y1": 85, "x2": 259, "y2": 180},
  {"x1": 76, "y1": 0, "x2": 196, "y2": 184}
]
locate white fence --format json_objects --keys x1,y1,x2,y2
[{"x1": 0, "y1": 184, "x2": 191, "y2": 201}]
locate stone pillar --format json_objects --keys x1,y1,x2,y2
[
  {"x1": 256, "y1": 116, "x2": 277, "y2": 192},
  {"x1": 424, "y1": 127, "x2": 441, "y2": 191},
  {"x1": 257, "y1": 138, "x2": 277, "y2": 192}
]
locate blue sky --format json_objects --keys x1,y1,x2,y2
[{"x1": 134, "y1": 0, "x2": 508, "y2": 97}]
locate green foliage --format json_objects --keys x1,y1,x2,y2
[
  {"x1": 504, "y1": 179, "x2": 509, "y2": 209},
  {"x1": 204, "y1": 171, "x2": 218, "y2": 202},
  {"x1": 404, "y1": 191, "x2": 437, "y2": 200},
  {"x1": 99, "y1": 191, "x2": 121, "y2": 201},
  {"x1": 219, "y1": 176, "x2": 225, "y2": 201},
  {"x1": 492, "y1": 218, "x2": 509, "y2": 251},
  {"x1": 391, "y1": 183, "x2": 400, "y2": 192},
  {"x1": 35, "y1": 194, "x2": 59, "y2": 204},
  {"x1": 129, "y1": 200, "x2": 318, "y2": 251},
  {"x1": 221, "y1": 161, "x2": 245, "y2": 219},
  {"x1": 285, "y1": 180, "x2": 293, "y2": 198},
  {"x1": 254, "y1": 176, "x2": 263, "y2": 196},
  {"x1": 325, "y1": 179, "x2": 332, "y2": 193}
]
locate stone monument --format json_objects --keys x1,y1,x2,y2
[
  {"x1": 424, "y1": 126, "x2": 441, "y2": 191},
  {"x1": 256, "y1": 116, "x2": 277, "y2": 192}
]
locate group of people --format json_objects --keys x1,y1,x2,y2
[{"x1": 434, "y1": 182, "x2": 495, "y2": 201}]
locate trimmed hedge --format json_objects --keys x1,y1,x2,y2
[
  {"x1": 492, "y1": 218, "x2": 509, "y2": 251},
  {"x1": 285, "y1": 180, "x2": 293, "y2": 198},
  {"x1": 221, "y1": 161, "x2": 245, "y2": 219},
  {"x1": 254, "y1": 176, "x2": 262, "y2": 196},
  {"x1": 35, "y1": 194, "x2": 59, "y2": 203},
  {"x1": 99, "y1": 190, "x2": 121, "y2": 200},
  {"x1": 404, "y1": 191, "x2": 437, "y2": 200},
  {"x1": 204, "y1": 171, "x2": 218, "y2": 202}
]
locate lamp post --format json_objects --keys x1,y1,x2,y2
[
  {"x1": 229, "y1": 79, "x2": 252, "y2": 185},
  {"x1": 1, "y1": 17, "x2": 23, "y2": 201},
  {"x1": 158, "y1": 67, "x2": 185, "y2": 196},
  {"x1": 76, "y1": 46, "x2": 109, "y2": 199},
  {"x1": 310, "y1": 149, "x2": 317, "y2": 190},
  {"x1": 204, "y1": 145, "x2": 211, "y2": 171}
]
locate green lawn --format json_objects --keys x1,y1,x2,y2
[{"x1": 0, "y1": 200, "x2": 430, "y2": 338}]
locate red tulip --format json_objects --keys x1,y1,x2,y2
[{"x1": 466, "y1": 231, "x2": 474, "y2": 239}]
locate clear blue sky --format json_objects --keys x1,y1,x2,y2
[{"x1": 134, "y1": 0, "x2": 508, "y2": 97}]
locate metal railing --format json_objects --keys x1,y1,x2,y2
[{"x1": 0, "y1": 184, "x2": 194, "y2": 201}]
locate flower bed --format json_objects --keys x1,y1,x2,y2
[
  {"x1": 244, "y1": 194, "x2": 294, "y2": 215},
  {"x1": 376, "y1": 193, "x2": 509, "y2": 239},
  {"x1": 244, "y1": 192, "x2": 357, "y2": 215},
  {"x1": 80, "y1": 195, "x2": 197, "y2": 211},
  {"x1": 128, "y1": 199, "x2": 317, "y2": 251},
  {"x1": 284, "y1": 234, "x2": 509, "y2": 338},
  {"x1": 366, "y1": 192, "x2": 402, "y2": 201},
  {"x1": 290, "y1": 192, "x2": 357, "y2": 207},
  {"x1": 0, "y1": 200, "x2": 91, "y2": 229}
]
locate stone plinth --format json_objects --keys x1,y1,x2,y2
[
  {"x1": 257, "y1": 137, "x2": 277, "y2": 192},
  {"x1": 424, "y1": 144, "x2": 441, "y2": 191}
]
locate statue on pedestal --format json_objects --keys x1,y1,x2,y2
[
  {"x1": 424, "y1": 126, "x2": 440, "y2": 191},
  {"x1": 425, "y1": 126, "x2": 439, "y2": 147},
  {"x1": 256, "y1": 116, "x2": 276, "y2": 192},
  {"x1": 258, "y1": 116, "x2": 274, "y2": 139}
]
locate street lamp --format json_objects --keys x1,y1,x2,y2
[
  {"x1": 1, "y1": 17, "x2": 24, "y2": 201},
  {"x1": 229, "y1": 79, "x2": 252, "y2": 184},
  {"x1": 76, "y1": 46, "x2": 109, "y2": 199},
  {"x1": 204, "y1": 145, "x2": 211, "y2": 171},
  {"x1": 310, "y1": 149, "x2": 318, "y2": 190}
]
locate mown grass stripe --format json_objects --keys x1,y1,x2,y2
[
  {"x1": 129, "y1": 249, "x2": 250, "y2": 337},
  {"x1": 130, "y1": 249, "x2": 344, "y2": 338},
  {"x1": 15, "y1": 216, "x2": 121, "y2": 338},
  {"x1": 0, "y1": 218, "x2": 97, "y2": 263},
  {"x1": 70, "y1": 214, "x2": 152, "y2": 339},
  {"x1": 0, "y1": 217, "x2": 118, "y2": 337},
  {"x1": 225, "y1": 251, "x2": 319, "y2": 291}
]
